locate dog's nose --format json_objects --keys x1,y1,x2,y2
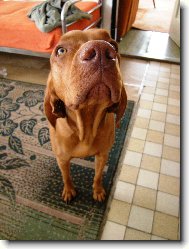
[{"x1": 79, "y1": 40, "x2": 117, "y2": 63}]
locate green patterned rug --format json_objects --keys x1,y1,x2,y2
[{"x1": 0, "y1": 78, "x2": 134, "y2": 240}]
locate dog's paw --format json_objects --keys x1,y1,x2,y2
[
  {"x1": 62, "y1": 187, "x2": 76, "y2": 203},
  {"x1": 93, "y1": 187, "x2": 106, "y2": 202}
]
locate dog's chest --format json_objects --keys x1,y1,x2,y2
[
  {"x1": 72, "y1": 139, "x2": 96, "y2": 157},
  {"x1": 52, "y1": 112, "x2": 115, "y2": 158}
]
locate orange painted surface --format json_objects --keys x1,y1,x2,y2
[{"x1": 0, "y1": 1, "x2": 100, "y2": 53}]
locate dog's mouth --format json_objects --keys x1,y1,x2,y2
[
  {"x1": 68, "y1": 83, "x2": 120, "y2": 110},
  {"x1": 86, "y1": 84, "x2": 111, "y2": 101}
]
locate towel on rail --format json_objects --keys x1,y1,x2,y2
[{"x1": 28, "y1": 0, "x2": 92, "y2": 32}]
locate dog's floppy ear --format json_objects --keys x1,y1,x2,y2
[
  {"x1": 116, "y1": 85, "x2": 127, "y2": 128},
  {"x1": 108, "y1": 85, "x2": 127, "y2": 128},
  {"x1": 44, "y1": 74, "x2": 66, "y2": 127}
]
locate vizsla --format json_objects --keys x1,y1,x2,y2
[{"x1": 44, "y1": 29, "x2": 127, "y2": 202}]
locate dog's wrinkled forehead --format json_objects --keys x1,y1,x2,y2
[
  {"x1": 61, "y1": 29, "x2": 111, "y2": 44},
  {"x1": 51, "y1": 29, "x2": 117, "y2": 59}
]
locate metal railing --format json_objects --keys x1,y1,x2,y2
[{"x1": 61, "y1": 0, "x2": 102, "y2": 33}]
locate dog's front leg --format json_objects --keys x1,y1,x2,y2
[
  {"x1": 93, "y1": 153, "x2": 108, "y2": 202},
  {"x1": 56, "y1": 158, "x2": 76, "y2": 202}
]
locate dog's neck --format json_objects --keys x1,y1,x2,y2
[{"x1": 65, "y1": 104, "x2": 109, "y2": 142}]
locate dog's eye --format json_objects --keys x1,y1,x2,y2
[{"x1": 56, "y1": 47, "x2": 67, "y2": 57}]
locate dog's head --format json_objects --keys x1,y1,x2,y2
[{"x1": 44, "y1": 29, "x2": 127, "y2": 127}]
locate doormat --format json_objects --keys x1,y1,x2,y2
[
  {"x1": 0, "y1": 78, "x2": 134, "y2": 240},
  {"x1": 132, "y1": 0, "x2": 176, "y2": 33}
]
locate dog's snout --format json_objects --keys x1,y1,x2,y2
[{"x1": 79, "y1": 40, "x2": 116, "y2": 63}]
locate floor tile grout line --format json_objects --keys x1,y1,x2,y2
[
  {"x1": 139, "y1": 62, "x2": 150, "y2": 96},
  {"x1": 123, "y1": 207, "x2": 179, "y2": 240},
  {"x1": 116, "y1": 61, "x2": 150, "y2": 240},
  {"x1": 99, "y1": 91, "x2": 143, "y2": 239},
  {"x1": 125, "y1": 62, "x2": 180, "y2": 238},
  {"x1": 147, "y1": 63, "x2": 170, "y2": 223},
  {"x1": 102, "y1": 61, "x2": 180, "y2": 240},
  {"x1": 148, "y1": 63, "x2": 180, "y2": 234},
  {"x1": 110, "y1": 199, "x2": 180, "y2": 221},
  {"x1": 123, "y1": 63, "x2": 150, "y2": 234},
  {"x1": 124, "y1": 83, "x2": 141, "y2": 88}
]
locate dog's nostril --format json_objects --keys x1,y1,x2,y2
[
  {"x1": 80, "y1": 42, "x2": 117, "y2": 62},
  {"x1": 81, "y1": 48, "x2": 96, "y2": 61},
  {"x1": 87, "y1": 49, "x2": 96, "y2": 60},
  {"x1": 105, "y1": 48, "x2": 116, "y2": 60}
]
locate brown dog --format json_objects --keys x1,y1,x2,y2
[{"x1": 44, "y1": 29, "x2": 127, "y2": 202}]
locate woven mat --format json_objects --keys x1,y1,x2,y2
[{"x1": 0, "y1": 78, "x2": 134, "y2": 240}]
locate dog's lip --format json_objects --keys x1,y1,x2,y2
[
  {"x1": 86, "y1": 83, "x2": 111, "y2": 98},
  {"x1": 67, "y1": 83, "x2": 120, "y2": 110}
]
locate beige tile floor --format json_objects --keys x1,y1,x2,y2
[
  {"x1": 101, "y1": 60, "x2": 180, "y2": 241},
  {"x1": 0, "y1": 52, "x2": 180, "y2": 240}
]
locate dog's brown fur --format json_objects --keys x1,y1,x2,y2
[{"x1": 44, "y1": 29, "x2": 127, "y2": 202}]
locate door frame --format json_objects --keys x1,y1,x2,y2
[{"x1": 169, "y1": 0, "x2": 180, "y2": 47}]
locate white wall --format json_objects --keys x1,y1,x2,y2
[
  {"x1": 102, "y1": 0, "x2": 113, "y2": 33},
  {"x1": 82, "y1": 0, "x2": 113, "y2": 34}
]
